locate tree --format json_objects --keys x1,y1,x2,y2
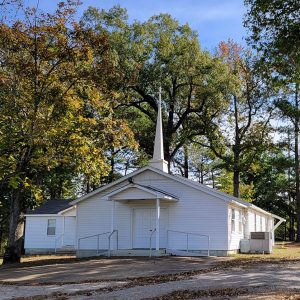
[
  {"x1": 0, "y1": 1, "x2": 135, "y2": 263},
  {"x1": 196, "y1": 41, "x2": 273, "y2": 198},
  {"x1": 245, "y1": 0, "x2": 300, "y2": 241},
  {"x1": 82, "y1": 7, "x2": 228, "y2": 175},
  {"x1": 245, "y1": 148, "x2": 294, "y2": 240}
]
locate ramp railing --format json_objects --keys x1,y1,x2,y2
[
  {"x1": 78, "y1": 231, "x2": 111, "y2": 256},
  {"x1": 78, "y1": 230, "x2": 119, "y2": 257},
  {"x1": 149, "y1": 228, "x2": 157, "y2": 257},
  {"x1": 166, "y1": 230, "x2": 210, "y2": 256},
  {"x1": 108, "y1": 230, "x2": 118, "y2": 257}
]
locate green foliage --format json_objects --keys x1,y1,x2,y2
[
  {"x1": 198, "y1": 40, "x2": 273, "y2": 197},
  {"x1": 245, "y1": 0, "x2": 300, "y2": 240},
  {"x1": 244, "y1": 148, "x2": 295, "y2": 239},
  {"x1": 245, "y1": 0, "x2": 300, "y2": 79},
  {"x1": 82, "y1": 8, "x2": 228, "y2": 168},
  {"x1": 0, "y1": 1, "x2": 137, "y2": 261},
  {"x1": 0, "y1": 1, "x2": 136, "y2": 201},
  {"x1": 216, "y1": 170, "x2": 255, "y2": 202}
]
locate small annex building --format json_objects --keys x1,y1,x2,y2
[
  {"x1": 25, "y1": 200, "x2": 76, "y2": 254},
  {"x1": 24, "y1": 93, "x2": 285, "y2": 257}
]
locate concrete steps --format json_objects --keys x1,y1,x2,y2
[
  {"x1": 166, "y1": 249, "x2": 209, "y2": 257},
  {"x1": 56, "y1": 245, "x2": 76, "y2": 255},
  {"x1": 110, "y1": 249, "x2": 168, "y2": 257}
]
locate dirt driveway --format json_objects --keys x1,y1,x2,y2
[
  {"x1": 1, "y1": 257, "x2": 300, "y2": 300},
  {"x1": 0, "y1": 256, "x2": 230, "y2": 284}
]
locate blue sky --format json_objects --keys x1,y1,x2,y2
[{"x1": 23, "y1": 0, "x2": 247, "y2": 51}]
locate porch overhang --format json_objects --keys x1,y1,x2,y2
[{"x1": 103, "y1": 183, "x2": 179, "y2": 202}]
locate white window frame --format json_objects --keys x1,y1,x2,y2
[
  {"x1": 231, "y1": 209, "x2": 236, "y2": 233},
  {"x1": 47, "y1": 219, "x2": 56, "y2": 236},
  {"x1": 238, "y1": 210, "x2": 243, "y2": 234}
]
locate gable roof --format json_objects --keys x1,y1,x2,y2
[
  {"x1": 71, "y1": 166, "x2": 233, "y2": 205},
  {"x1": 27, "y1": 199, "x2": 73, "y2": 215},
  {"x1": 104, "y1": 183, "x2": 179, "y2": 202},
  {"x1": 69, "y1": 166, "x2": 282, "y2": 219}
]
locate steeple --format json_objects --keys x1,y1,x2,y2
[{"x1": 149, "y1": 87, "x2": 169, "y2": 172}]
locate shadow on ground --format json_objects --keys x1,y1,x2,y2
[{"x1": 0, "y1": 256, "x2": 231, "y2": 284}]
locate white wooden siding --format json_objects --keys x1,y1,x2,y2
[
  {"x1": 25, "y1": 216, "x2": 63, "y2": 249},
  {"x1": 77, "y1": 169, "x2": 229, "y2": 251},
  {"x1": 25, "y1": 216, "x2": 76, "y2": 249},
  {"x1": 228, "y1": 206, "x2": 245, "y2": 250},
  {"x1": 63, "y1": 217, "x2": 76, "y2": 246}
]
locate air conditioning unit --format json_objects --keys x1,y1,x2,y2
[
  {"x1": 240, "y1": 239, "x2": 250, "y2": 253},
  {"x1": 250, "y1": 232, "x2": 271, "y2": 240},
  {"x1": 249, "y1": 232, "x2": 272, "y2": 254}
]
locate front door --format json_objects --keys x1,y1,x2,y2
[{"x1": 132, "y1": 208, "x2": 167, "y2": 249}]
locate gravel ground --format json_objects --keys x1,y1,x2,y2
[
  {"x1": 1, "y1": 260, "x2": 300, "y2": 300},
  {"x1": 0, "y1": 256, "x2": 229, "y2": 284},
  {"x1": 0, "y1": 281, "x2": 127, "y2": 300},
  {"x1": 64, "y1": 262, "x2": 300, "y2": 300}
]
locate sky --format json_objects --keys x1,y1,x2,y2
[{"x1": 22, "y1": 0, "x2": 247, "y2": 51}]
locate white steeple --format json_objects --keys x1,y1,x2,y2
[{"x1": 149, "y1": 87, "x2": 169, "y2": 172}]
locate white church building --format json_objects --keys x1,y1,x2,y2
[{"x1": 24, "y1": 93, "x2": 285, "y2": 257}]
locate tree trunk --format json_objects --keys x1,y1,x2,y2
[
  {"x1": 211, "y1": 170, "x2": 215, "y2": 188},
  {"x1": 233, "y1": 95, "x2": 240, "y2": 199},
  {"x1": 86, "y1": 177, "x2": 90, "y2": 194},
  {"x1": 290, "y1": 205, "x2": 295, "y2": 241},
  {"x1": 183, "y1": 145, "x2": 189, "y2": 178},
  {"x1": 3, "y1": 188, "x2": 24, "y2": 264},
  {"x1": 233, "y1": 170, "x2": 240, "y2": 198},
  {"x1": 108, "y1": 149, "x2": 115, "y2": 183},
  {"x1": 233, "y1": 146, "x2": 240, "y2": 198},
  {"x1": 199, "y1": 164, "x2": 204, "y2": 184},
  {"x1": 295, "y1": 83, "x2": 300, "y2": 242},
  {"x1": 164, "y1": 138, "x2": 171, "y2": 174}
]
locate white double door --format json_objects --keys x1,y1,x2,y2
[{"x1": 132, "y1": 208, "x2": 167, "y2": 249}]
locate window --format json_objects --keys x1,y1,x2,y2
[
  {"x1": 231, "y1": 209, "x2": 236, "y2": 233},
  {"x1": 47, "y1": 219, "x2": 56, "y2": 236},
  {"x1": 239, "y1": 210, "x2": 243, "y2": 234}
]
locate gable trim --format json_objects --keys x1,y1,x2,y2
[{"x1": 103, "y1": 183, "x2": 179, "y2": 201}]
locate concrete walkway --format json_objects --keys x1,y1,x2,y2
[{"x1": 0, "y1": 256, "x2": 229, "y2": 284}]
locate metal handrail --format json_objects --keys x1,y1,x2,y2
[
  {"x1": 78, "y1": 231, "x2": 111, "y2": 255},
  {"x1": 108, "y1": 230, "x2": 118, "y2": 257},
  {"x1": 149, "y1": 228, "x2": 157, "y2": 257},
  {"x1": 166, "y1": 230, "x2": 210, "y2": 256},
  {"x1": 55, "y1": 234, "x2": 64, "y2": 253}
]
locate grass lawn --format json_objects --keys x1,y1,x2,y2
[{"x1": 232, "y1": 242, "x2": 300, "y2": 260}]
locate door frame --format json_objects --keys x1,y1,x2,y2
[{"x1": 130, "y1": 206, "x2": 169, "y2": 249}]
